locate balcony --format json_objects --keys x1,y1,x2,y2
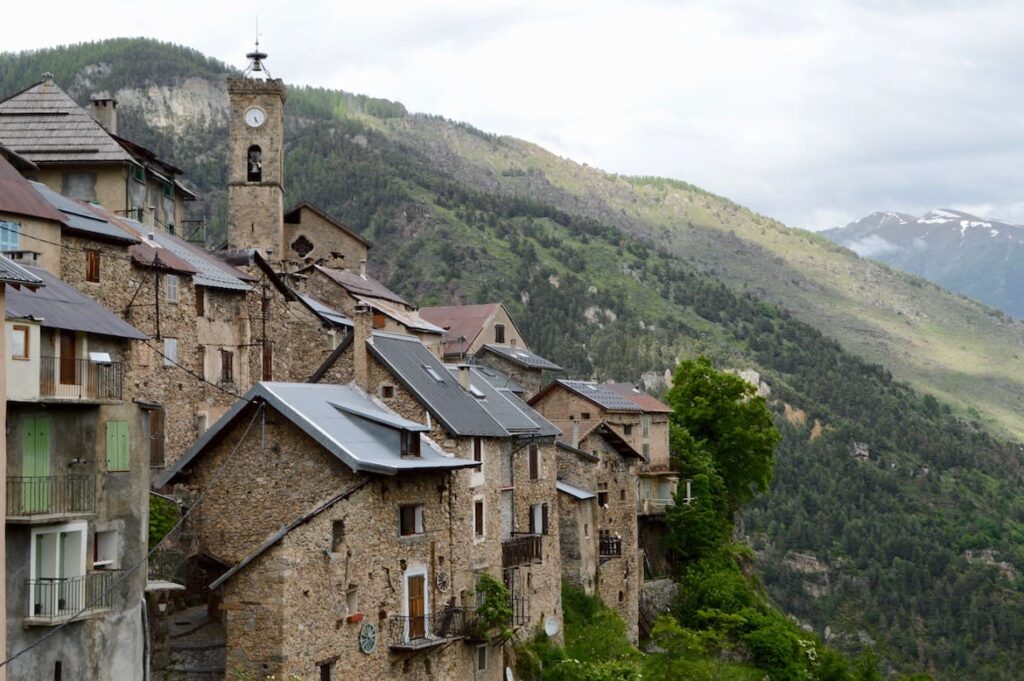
[
  {"x1": 510, "y1": 593, "x2": 529, "y2": 627},
  {"x1": 40, "y1": 356, "x2": 123, "y2": 401},
  {"x1": 599, "y1": 536, "x2": 623, "y2": 558},
  {"x1": 502, "y1": 534, "x2": 542, "y2": 568},
  {"x1": 636, "y1": 498, "x2": 676, "y2": 516},
  {"x1": 6, "y1": 476, "x2": 96, "y2": 523},
  {"x1": 387, "y1": 607, "x2": 469, "y2": 650},
  {"x1": 26, "y1": 571, "x2": 116, "y2": 625}
]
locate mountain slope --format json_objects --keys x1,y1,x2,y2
[
  {"x1": 824, "y1": 209, "x2": 1024, "y2": 318},
  {"x1": 3, "y1": 39, "x2": 1024, "y2": 678}
]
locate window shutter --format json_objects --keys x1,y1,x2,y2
[
  {"x1": 541, "y1": 503, "x2": 549, "y2": 535},
  {"x1": 529, "y1": 506, "x2": 536, "y2": 535},
  {"x1": 529, "y1": 445, "x2": 539, "y2": 480},
  {"x1": 107, "y1": 421, "x2": 129, "y2": 471}
]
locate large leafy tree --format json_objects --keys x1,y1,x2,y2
[{"x1": 667, "y1": 356, "x2": 780, "y2": 508}]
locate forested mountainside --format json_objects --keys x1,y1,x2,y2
[
  {"x1": 4, "y1": 39, "x2": 1024, "y2": 678},
  {"x1": 823, "y1": 209, "x2": 1024, "y2": 318}
]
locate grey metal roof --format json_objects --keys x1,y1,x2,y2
[
  {"x1": 312, "y1": 266, "x2": 410, "y2": 306},
  {"x1": 555, "y1": 380, "x2": 644, "y2": 413},
  {"x1": 0, "y1": 80, "x2": 135, "y2": 165},
  {"x1": 156, "y1": 382, "x2": 476, "y2": 487},
  {"x1": 474, "y1": 364, "x2": 526, "y2": 394},
  {"x1": 6, "y1": 265, "x2": 146, "y2": 339},
  {"x1": 367, "y1": 333, "x2": 509, "y2": 437},
  {"x1": 0, "y1": 254, "x2": 43, "y2": 287},
  {"x1": 455, "y1": 366, "x2": 561, "y2": 437},
  {"x1": 29, "y1": 181, "x2": 139, "y2": 244},
  {"x1": 556, "y1": 440, "x2": 600, "y2": 463},
  {"x1": 150, "y1": 232, "x2": 251, "y2": 291},
  {"x1": 295, "y1": 291, "x2": 352, "y2": 328},
  {"x1": 481, "y1": 344, "x2": 562, "y2": 371},
  {"x1": 556, "y1": 480, "x2": 596, "y2": 500}
]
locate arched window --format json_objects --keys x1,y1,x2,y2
[{"x1": 247, "y1": 145, "x2": 262, "y2": 182}]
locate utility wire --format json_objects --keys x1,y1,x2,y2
[{"x1": 0, "y1": 403, "x2": 265, "y2": 670}]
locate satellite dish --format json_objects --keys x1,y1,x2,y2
[
  {"x1": 544, "y1": 616, "x2": 560, "y2": 636},
  {"x1": 505, "y1": 667, "x2": 514, "y2": 681}
]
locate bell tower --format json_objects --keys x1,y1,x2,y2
[{"x1": 226, "y1": 44, "x2": 286, "y2": 255}]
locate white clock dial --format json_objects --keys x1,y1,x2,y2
[{"x1": 244, "y1": 106, "x2": 267, "y2": 128}]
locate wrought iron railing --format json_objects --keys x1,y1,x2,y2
[
  {"x1": 636, "y1": 498, "x2": 675, "y2": 515},
  {"x1": 147, "y1": 548, "x2": 187, "y2": 585},
  {"x1": 7, "y1": 475, "x2": 96, "y2": 517},
  {"x1": 502, "y1": 534, "x2": 542, "y2": 568},
  {"x1": 26, "y1": 571, "x2": 116, "y2": 624},
  {"x1": 599, "y1": 536, "x2": 623, "y2": 558},
  {"x1": 40, "y1": 356, "x2": 123, "y2": 400},
  {"x1": 387, "y1": 607, "x2": 468, "y2": 648}
]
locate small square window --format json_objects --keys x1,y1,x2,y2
[
  {"x1": 12, "y1": 325, "x2": 29, "y2": 360},
  {"x1": 85, "y1": 250, "x2": 100, "y2": 283},
  {"x1": 0, "y1": 220, "x2": 21, "y2": 251},
  {"x1": 623, "y1": 424, "x2": 632, "y2": 436},
  {"x1": 381, "y1": 385, "x2": 395, "y2": 399},
  {"x1": 399, "y1": 504, "x2": 425, "y2": 536},
  {"x1": 581, "y1": 412, "x2": 591, "y2": 420},
  {"x1": 598, "y1": 491, "x2": 609, "y2": 507}
]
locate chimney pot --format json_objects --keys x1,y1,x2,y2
[
  {"x1": 572, "y1": 422, "x2": 580, "y2": 448},
  {"x1": 458, "y1": 365, "x2": 471, "y2": 391},
  {"x1": 89, "y1": 95, "x2": 118, "y2": 135},
  {"x1": 353, "y1": 304, "x2": 372, "y2": 389}
]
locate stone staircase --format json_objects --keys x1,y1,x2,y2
[{"x1": 155, "y1": 605, "x2": 225, "y2": 680}]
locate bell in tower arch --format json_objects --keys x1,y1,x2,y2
[{"x1": 247, "y1": 145, "x2": 263, "y2": 182}]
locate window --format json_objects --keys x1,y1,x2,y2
[
  {"x1": 581, "y1": 412, "x2": 591, "y2": 420},
  {"x1": 163, "y1": 183, "x2": 173, "y2": 198},
  {"x1": 474, "y1": 499, "x2": 485, "y2": 538},
  {"x1": 195, "y1": 287, "x2": 205, "y2": 316},
  {"x1": 473, "y1": 437, "x2": 482, "y2": 463},
  {"x1": 642, "y1": 415, "x2": 650, "y2": 438},
  {"x1": 29, "y1": 522, "x2": 87, "y2": 619},
  {"x1": 423, "y1": 365, "x2": 444, "y2": 382},
  {"x1": 494, "y1": 323, "x2": 505, "y2": 343},
  {"x1": 399, "y1": 504, "x2": 425, "y2": 537},
  {"x1": 597, "y1": 482, "x2": 609, "y2": 507},
  {"x1": 93, "y1": 530, "x2": 118, "y2": 569},
  {"x1": 262, "y1": 344, "x2": 273, "y2": 381},
  {"x1": 619, "y1": 591, "x2": 625, "y2": 603},
  {"x1": 623, "y1": 424, "x2": 632, "y2": 436},
  {"x1": 163, "y1": 338, "x2": 178, "y2": 366},
  {"x1": 12, "y1": 325, "x2": 29, "y2": 360},
  {"x1": 319, "y1": 662, "x2": 331, "y2": 681},
  {"x1": 0, "y1": 219, "x2": 20, "y2": 251},
  {"x1": 147, "y1": 408, "x2": 165, "y2": 468},
  {"x1": 642, "y1": 443, "x2": 650, "y2": 460},
  {"x1": 345, "y1": 587, "x2": 359, "y2": 615},
  {"x1": 85, "y1": 250, "x2": 100, "y2": 283},
  {"x1": 584, "y1": 523, "x2": 590, "y2": 538},
  {"x1": 401, "y1": 430, "x2": 421, "y2": 457},
  {"x1": 529, "y1": 503, "x2": 549, "y2": 535},
  {"x1": 331, "y1": 520, "x2": 345, "y2": 552},
  {"x1": 220, "y1": 349, "x2": 234, "y2": 383},
  {"x1": 165, "y1": 274, "x2": 179, "y2": 303},
  {"x1": 476, "y1": 644, "x2": 487, "y2": 672},
  {"x1": 106, "y1": 421, "x2": 130, "y2": 471},
  {"x1": 131, "y1": 166, "x2": 145, "y2": 183},
  {"x1": 381, "y1": 385, "x2": 395, "y2": 399},
  {"x1": 372, "y1": 312, "x2": 386, "y2": 329},
  {"x1": 529, "y1": 444, "x2": 539, "y2": 480},
  {"x1": 247, "y1": 145, "x2": 262, "y2": 182},
  {"x1": 620, "y1": 489, "x2": 626, "y2": 501}
]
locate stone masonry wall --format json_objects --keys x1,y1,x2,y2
[{"x1": 475, "y1": 351, "x2": 545, "y2": 401}]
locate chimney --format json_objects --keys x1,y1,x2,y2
[
  {"x1": 458, "y1": 365, "x2": 471, "y2": 391},
  {"x1": 353, "y1": 303, "x2": 372, "y2": 389},
  {"x1": 572, "y1": 422, "x2": 580, "y2": 449},
  {"x1": 359, "y1": 257, "x2": 367, "y2": 280},
  {"x1": 89, "y1": 96, "x2": 118, "y2": 135}
]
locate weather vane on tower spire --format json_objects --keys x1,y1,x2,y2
[{"x1": 243, "y1": 16, "x2": 270, "y2": 78}]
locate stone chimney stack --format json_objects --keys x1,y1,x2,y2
[
  {"x1": 353, "y1": 303, "x2": 372, "y2": 389},
  {"x1": 89, "y1": 96, "x2": 118, "y2": 135},
  {"x1": 572, "y1": 422, "x2": 580, "y2": 448},
  {"x1": 359, "y1": 257, "x2": 368, "y2": 280},
  {"x1": 458, "y1": 365, "x2": 471, "y2": 391}
]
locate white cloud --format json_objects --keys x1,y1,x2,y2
[
  {"x1": 845, "y1": 234, "x2": 901, "y2": 257},
  {"x1": 5, "y1": 0, "x2": 1024, "y2": 232}
]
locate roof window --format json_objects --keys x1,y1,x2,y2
[{"x1": 423, "y1": 365, "x2": 444, "y2": 382}]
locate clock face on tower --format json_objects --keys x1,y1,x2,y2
[{"x1": 244, "y1": 106, "x2": 267, "y2": 128}]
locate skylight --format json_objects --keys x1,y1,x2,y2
[
  {"x1": 469, "y1": 385, "x2": 486, "y2": 399},
  {"x1": 423, "y1": 365, "x2": 444, "y2": 382}
]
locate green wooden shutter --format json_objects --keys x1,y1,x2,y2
[{"x1": 106, "y1": 421, "x2": 129, "y2": 471}]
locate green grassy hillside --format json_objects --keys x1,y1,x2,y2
[{"x1": 3, "y1": 39, "x2": 1024, "y2": 678}]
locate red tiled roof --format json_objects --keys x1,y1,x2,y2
[
  {"x1": 0, "y1": 153, "x2": 66, "y2": 224},
  {"x1": 419, "y1": 303, "x2": 500, "y2": 357},
  {"x1": 604, "y1": 382, "x2": 672, "y2": 413}
]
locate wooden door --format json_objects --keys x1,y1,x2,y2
[
  {"x1": 23, "y1": 416, "x2": 51, "y2": 513},
  {"x1": 59, "y1": 331, "x2": 76, "y2": 385},
  {"x1": 408, "y1": 574, "x2": 425, "y2": 639}
]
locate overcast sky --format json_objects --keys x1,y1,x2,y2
[{"x1": 7, "y1": 0, "x2": 1024, "y2": 229}]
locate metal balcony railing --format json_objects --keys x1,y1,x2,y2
[
  {"x1": 7, "y1": 475, "x2": 96, "y2": 519},
  {"x1": 40, "y1": 356, "x2": 123, "y2": 400},
  {"x1": 510, "y1": 593, "x2": 529, "y2": 627},
  {"x1": 502, "y1": 534, "x2": 542, "y2": 568},
  {"x1": 599, "y1": 536, "x2": 623, "y2": 558},
  {"x1": 147, "y1": 548, "x2": 187, "y2": 585},
  {"x1": 26, "y1": 571, "x2": 116, "y2": 624},
  {"x1": 387, "y1": 607, "x2": 468, "y2": 650}
]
